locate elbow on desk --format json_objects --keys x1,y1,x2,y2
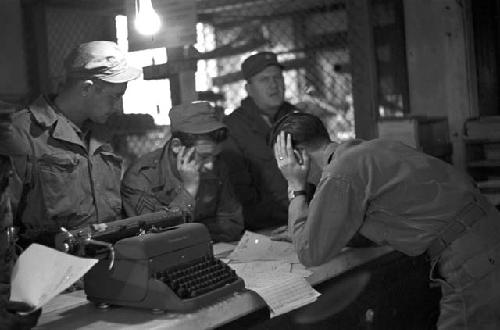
[{"x1": 296, "y1": 243, "x2": 327, "y2": 268}]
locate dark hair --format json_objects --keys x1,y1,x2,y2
[
  {"x1": 269, "y1": 112, "x2": 330, "y2": 147},
  {"x1": 171, "y1": 127, "x2": 228, "y2": 147}
]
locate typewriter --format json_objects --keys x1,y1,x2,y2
[{"x1": 54, "y1": 209, "x2": 245, "y2": 312}]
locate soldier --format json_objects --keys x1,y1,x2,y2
[
  {"x1": 221, "y1": 52, "x2": 298, "y2": 230},
  {"x1": 0, "y1": 153, "x2": 40, "y2": 328},
  {"x1": 271, "y1": 112, "x2": 500, "y2": 330},
  {"x1": 0, "y1": 41, "x2": 140, "y2": 248},
  {"x1": 122, "y1": 102, "x2": 244, "y2": 242}
]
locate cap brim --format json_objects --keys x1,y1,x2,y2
[
  {"x1": 100, "y1": 67, "x2": 142, "y2": 83},
  {"x1": 175, "y1": 121, "x2": 227, "y2": 134}
]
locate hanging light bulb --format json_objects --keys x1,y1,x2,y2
[{"x1": 134, "y1": 0, "x2": 161, "y2": 36}]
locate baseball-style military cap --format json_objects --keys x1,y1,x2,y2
[
  {"x1": 64, "y1": 41, "x2": 142, "y2": 83},
  {"x1": 169, "y1": 101, "x2": 226, "y2": 134},
  {"x1": 241, "y1": 51, "x2": 284, "y2": 81}
]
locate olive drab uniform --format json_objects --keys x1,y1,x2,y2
[
  {"x1": 121, "y1": 141, "x2": 244, "y2": 243},
  {"x1": 289, "y1": 139, "x2": 500, "y2": 330},
  {"x1": 221, "y1": 97, "x2": 296, "y2": 230},
  {"x1": 0, "y1": 96, "x2": 123, "y2": 247}
]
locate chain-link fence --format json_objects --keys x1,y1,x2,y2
[
  {"x1": 196, "y1": 0, "x2": 355, "y2": 141},
  {"x1": 38, "y1": 0, "x2": 357, "y2": 165}
]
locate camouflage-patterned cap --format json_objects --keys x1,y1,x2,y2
[
  {"x1": 64, "y1": 41, "x2": 141, "y2": 83},
  {"x1": 169, "y1": 101, "x2": 226, "y2": 134},
  {"x1": 241, "y1": 51, "x2": 283, "y2": 80}
]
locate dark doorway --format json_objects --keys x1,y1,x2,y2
[{"x1": 471, "y1": 0, "x2": 500, "y2": 116}]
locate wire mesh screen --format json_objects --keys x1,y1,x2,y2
[
  {"x1": 45, "y1": 8, "x2": 114, "y2": 93},
  {"x1": 196, "y1": 0, "x2": 355, "y2": 140}
]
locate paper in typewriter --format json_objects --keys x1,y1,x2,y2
[{"x1": 10, "y1": 244, "x2": 98, "y2": 310}]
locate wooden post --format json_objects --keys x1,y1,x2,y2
[
  {"x1": 166, "y1": 46, "x2": 197, "y2": 106},
  {"x1": 346, "y1": 0, "x2": 379, "y2": 140}
]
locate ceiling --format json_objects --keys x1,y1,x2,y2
[{"x1": 37, "y1": 0, "x2": 345, "y2": 26}]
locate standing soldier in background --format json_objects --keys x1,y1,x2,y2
[{"x1": 221, "y1": 52, "x2": 298, "y2": 230}]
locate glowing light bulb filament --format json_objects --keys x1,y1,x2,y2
[{"x1": 135, "y1": 0, "x2": 161, "y2": 36}]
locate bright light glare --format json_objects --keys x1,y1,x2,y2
[{"x1": 135, "y1": 0, "x2": 161, "y2": 35}]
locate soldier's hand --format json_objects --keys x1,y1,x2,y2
[
  {"x1": 177, "y1": 146, "x2": 200, "y2": 197},
  {"x1": 1, "y1": 301, "x2": 41, "y2": 330},
  {"x1": 274, "y1": 132, "x2": 309, "y2": 190},
  {"x1": 270, "y1": 225, "x2": 292, "y2": 242}
]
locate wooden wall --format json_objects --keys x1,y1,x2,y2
[
  {"x1": 403, "y1": 0, "x2": 478, "y2": 168},
  {"x1": 0, "y1": 0, "x2": 29, "y2": 103}
]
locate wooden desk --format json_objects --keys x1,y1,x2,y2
[{"x1": 36, "y1": 246, "x2": 393, "y2": 330}]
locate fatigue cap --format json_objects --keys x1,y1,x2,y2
[
  {"x1": 169, "y1": 101, "x2": 226, "y2": 134},
  {"x1": 65, "y1": 41, "x2": 142, "y2": 83},
  {"x1": 241, "y1": 51, "x2": 283, "y2": 81}
]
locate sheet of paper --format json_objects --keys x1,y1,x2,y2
[
  {"x1": 229, "y1": 260, "x2": 292, "y2": 275},
  {"x1": 227, "y1": 231, "x2": 299, "y2": 263},
  {"x1": 244, "y1": 272, "x2": 320, "y2": 317},
  {"x1": 10, "y1": 244, "x2": 98, "y2": 309}
]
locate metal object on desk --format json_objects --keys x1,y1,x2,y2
[{"x1": 54, "y1": 210, "x2": 245, "y2": 313}]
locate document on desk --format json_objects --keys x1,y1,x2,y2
[
  {"x1": 245, "y1": 272, "x2": 320, "y2": 317},
  {"x1": 228, "y1": 231, "x2": 299, "y2": 263},
  {"x1": 226, "y1": 231, "x2": 319, "y2": 316},
  {"x1": 10, "y1": 243, "x2": 98, "y2": 310}
]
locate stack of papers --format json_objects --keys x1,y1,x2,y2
[{"x1": 226, "y1": 231, "x2": 319, "y2": 316}]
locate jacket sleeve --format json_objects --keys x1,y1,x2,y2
[
  {"x1": 290, "y1": 175, "x2": 365, "y2": 267},
  {"x1": 220, "y1": 136, "x2": 287, "y2": 230},
  {"x1": 0, "y1": 182, "x2": 15, "y2": 306},
  {"x1": 202, "y1": 163, "x2": 244, "y2": 242},
  {"x1": 0, "y1": 111, "x2": 33, "y2": 157},
  {"x1": 121, "y1": 166, "x2": 195, "y2": 219}
]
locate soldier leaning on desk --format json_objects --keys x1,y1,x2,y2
[
  {"x1": 270, "y1": 112, "x2": 500, "y2": 330},
  {"x1": 0, "y1": 155, "x2": 41, "y2": 329},
  {"x1": 122, "y1": 101, "x2": 244, "y2": 242},
  {"x1": 0, "y1": 41, "x2": 141, "y2": 249}
]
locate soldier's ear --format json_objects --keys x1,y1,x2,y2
[{"x1": 171, "y1": 138, "x2": 182, "y2": 153}]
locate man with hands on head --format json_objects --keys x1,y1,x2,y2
[
  {"x1": 271, "y1": 112, "x2": 500, "y2": 330},
  {"x1": 122, "y1": 101, "x2": 244, "y2": 242}
]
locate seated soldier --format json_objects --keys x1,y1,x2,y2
[
  {"x1": 122, "y1": 101, "x2": 244, "y2": 242},
  {"x1": 0, "y1": 155, "x2": 40, "y2": 329}
]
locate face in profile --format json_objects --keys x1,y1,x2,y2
[
  {"x1": 246, "y1": 66, "x2": 285, "y2": 114},
  {"x1": 86, "y1": 81, "x2": 127, "y2": 124}
]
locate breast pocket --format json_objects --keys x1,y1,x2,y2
[{"x1": 37, "y1": 154, "x2": 87, "y2": 219}]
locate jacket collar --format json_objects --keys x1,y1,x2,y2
[
  {"x1": 238, "y1": 97, "x2": 295, "y2": 135},
  {"x1": 327, "y1": 139, "x2": 365, "y2": 164},
  {"x1": 28, "y1": 95, "x2": 110, "y2": 153}
]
